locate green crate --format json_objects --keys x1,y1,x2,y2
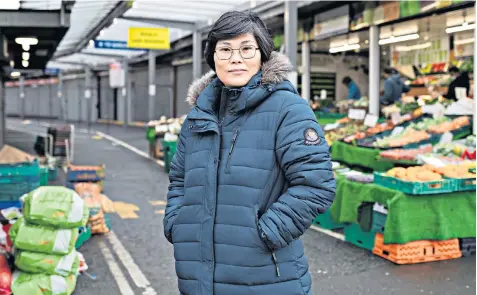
[
  {"x1": 312, "y1": 210, "x2": 346, "y2": 230},
  {"x1": 40, "y1": 167, "x2": 49, "y2": 186},
  {"x1": 454, "y1": 177, "x2": 476, "y2": 192},
  {"x1": 48, "y1": 167, "x2": 58, "y2": 181},
  {"x1": 373, "y1": 172, "x2": 455, "y2": 195},
  {"x1": 163, "y1": 140, "x2": 177, "y2": 173},
  {"x1": 0, "y1": 159, "x2": 40, "y2": 177},
  {"x1": 75, "y1": 226, "x2": 92, "y2": 249},
  {"x1": 344, "y1": 223, "x2": 377, "y2": 251}
]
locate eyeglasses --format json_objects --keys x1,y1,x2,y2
[{"x1": 215, "y1": 45, "x2": 259, "y2": 60}]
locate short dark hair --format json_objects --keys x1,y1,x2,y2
[
  {"x1": 449, "y1": 66, "x2": 460, "y2": 74},
  {"x1": 384, "y1": 67, "x2": 395, "y2": 75},
  {"x1": 204, "y1": 11, "x2": 275, "y2": 71},
  {"x1": 342, "y1": 76, "x2": 352, "y2": 85}
]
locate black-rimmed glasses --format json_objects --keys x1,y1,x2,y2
[{"x1": 215, "y1": 45, "x2": 259, "y2": 60}]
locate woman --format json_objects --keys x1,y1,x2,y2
[
  {"x1": 342, "y1": 76, "x2": 361, "y2": 100},
  {"x1": 164, "y1": 11, "x2": 336, "y2": 295}
]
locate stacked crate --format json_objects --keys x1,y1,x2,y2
[
  {"x1": 0, "y1": 160, "x2": 40, "y2": 209},
  {"x1": 65, "y1": 164, "x2": 105, "y2": 190}
]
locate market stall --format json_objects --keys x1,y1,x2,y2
[{"x1": 146, "y1": 116, "x2": 183, "y2": 171}]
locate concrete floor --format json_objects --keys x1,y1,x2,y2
[{"x1": 5, "y1": 118, "x2": 476, "y2": 295}]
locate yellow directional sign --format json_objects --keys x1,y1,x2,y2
[{"x1": 127, "y1": 27, "x2": 170, "y2": 50}]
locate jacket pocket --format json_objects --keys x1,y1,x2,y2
[
  {"x1": 255, "y1": 206, "x2": 281, "y2": 277},
  {"x1": 225, "y1": 128, "x2": 240, "y2": 174}
]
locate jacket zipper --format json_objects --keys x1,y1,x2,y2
[
  {"x1": 225, "y1": 128, "x2": 240, "y2": 174},
  {"x1": 255, "y1": 207, "x2": 281, "y2": 277},
  {"x1": 272, "y1": 252, "x2": 280, "y2": 277}
]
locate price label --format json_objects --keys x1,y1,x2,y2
[
  {"x1": 348, "y1": 108, "x2": 366, "y2": 120},
  {"x1": 364, "y1": 114, "x2": 378, "y2": 127},
  {"x1": 391, "y1": 126, "x2": 404, "y2": 136},
  {"x1": 391, "y1": 112, "x2": 401, "y2": 125},
  {"x1": 439, "y1": 132, "x2": 453, "y2": 144},
  {"x1": 324, "y1": 122, "x2": 340, "y2": 131}
]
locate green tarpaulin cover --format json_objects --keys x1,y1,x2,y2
[
  {"x1": 331, "y1": 141, "x2": 395, "y2": 172},
  {"x1": 23, "y1": 186, "x2": 89, "y2": 229},
  {"x1": 11, "y1": 271, "x2": 77, "y2": 295},
  {"x1": 10, "y1": 219, "x2": 78, "y2": 255},
  {"x1": 330, "y1": 176, "x2": 476, "y2": 244},
  {"x1": 15, "y1": 250, "x2": 79, "y2": 277}
]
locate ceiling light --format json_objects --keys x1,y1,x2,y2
[
  {"x1": 395, "y1": 42, "x2": 432, "y2": 52},
  {"x1": 22, "y1": 44, "x2": 30, "y2": 51},
  {"x1": 89, "y1": 40, "x2": 95, "y2": 47},
  {"x1": 9, "y1": 60, "x2": 14, "y2": 68},
  {"x1": 15, "y1": 37, "x2": 38, "y2": 45},
  {"x1": 454, "y1": 38, "x2": 475, "y2": 45},
  {"x1": 99, "y1": 30, "x2": 105, "y2": 36},
  {"x1": 446, "y1": 23, "x2": 475, "y2": 33},
  {"x1": 379, "y1": 33, "x2": 419, "y2": 45},
  {"x1": 329, "y1": 43, "x2": 361, "y2": 53},
  {"x1": 10, "y1": 71, "x2": 20, "y2": 78},
  {"x1": 22, "y1": 52, "x2": 30, "y2": 60},
  {"x1": 0, "y1": 0, "x2": 20, "y2": 10},
  {"x1": 364, "y1": 40, "x2": 369, "y2": 44},
  {"x1": 22, "y1": 60, "x2": 29, "y2": 68}
]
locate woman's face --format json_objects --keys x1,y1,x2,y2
[{"x1": 214, "y1": 33, "x2": 261, "y2": 88}]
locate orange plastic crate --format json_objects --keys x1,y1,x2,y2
[{"x1": 372, "y1": 233, "x2": 462, "y2": 265}]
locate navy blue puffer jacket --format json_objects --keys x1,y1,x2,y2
[{"x1": 164, "y1": 52, "x2": 336, "y2": 295}]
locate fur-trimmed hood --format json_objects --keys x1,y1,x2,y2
[{"x1": 186, "y1": 51, "x2": 293, "y2": 106}]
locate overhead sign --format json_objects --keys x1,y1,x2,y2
[
  {"x1": 310, "y1": 6, "x2": 349, "y2": 40},
  {"x1": 94, "y1": 40, "x2": 143, "y2": 51},
  {"x1": 127, "y1": 27, "x2": 170, "y2": 50},
  {"x1": 44, "y1": 68, "x2": 60, "y2": 75}
]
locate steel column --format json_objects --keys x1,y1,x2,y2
[
  {"x1": 148, "y1": 50, "x2": 157, "y2": 121},
  {"x1": 193, "y1": 30, "x2": 202, "y2": 80},
  {"x1": 369, "y1": 25, "x2": 380, "y2": 116},
  {"x1": 284, "y1": 1, "x2": 298, "y2": 87},
  {"x1": 0, "y1": 78, "x2": 4, "y2": 148},
  {"x1": 19, "y1": 76, "x2": 25, "y2": 119},
  {"x1": 301, "y1": 39, "x2": 310, "y2": 102}
]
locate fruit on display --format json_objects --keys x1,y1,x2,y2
[
  {"x1": 374, "y1": 128, "x2": 430, "y2": 148},
  {"x1": 386, "y1": 166, "x2": 442, "y2": 182},
  {"x1": 380, "y1": 145, "x2": 433, "y2": 161},
  {"x1": 424, "y1": 162, "x2": 476, "y2": 179},
  {"x1": 408, "y1": 117, "x2": 450, "y2": 130},
  {"x1": 325, "y1": 123, "x2": 368, "y2": 144},
  {"x1": 428, "y1": 116, "x2": 470, "y2": 134}
]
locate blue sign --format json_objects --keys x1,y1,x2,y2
[
  {"x1": 94, "y1": 40, "x2": 144, "y2": 51},
  {"x1": 44, "y1": 68, "x2": 60, "y2": 75}
]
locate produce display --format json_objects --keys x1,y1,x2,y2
[
  {"x1": 14, "y1": 250, "x2": 80, "y2": 276},
  {"x1": 385, "y1": 162, "x2": 475, "y2": 182},
  {"x1": 379, "y1": 145, "x2": 433, "y2": 161},
  {"x1": 11, "y1": 271, "x2": 77, "y2": 295},
  {"x1": 373, "y1": 128, "x2": 430, "y2": 148},
  {"x1": 427, "y1": 116, "x2": 470, "y2": 134}
]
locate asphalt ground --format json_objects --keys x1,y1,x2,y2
[{"x1": 5, "y1": 118, "x2": 476, "y2": 295}]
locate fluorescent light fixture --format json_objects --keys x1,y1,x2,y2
[
  {"x1": 379, "y1": 34, "x2": 419, "y2": 45},
  {"x1": 0, "y1": 0, "x2": 20, "y2": 10},
  {"x1": 22, "y1": 52, "x2": 30, "y2": 60},
  {"x1": 89, "y1": 40, "x2": 95, "y2": 47},
  {"x1": 395, "y1": 42, "x2": 432, "y2": 52},
  {"x1": 10, "y1": 72, "x2": 20, "y2": 77},
  {"x1": 22, "y1": 44, "x2": 30, "y2": 51},
  {"x1": 15, "y1": 37, "x2": 38, "y2": 45},
  {"x1": 446, "y1": 23, "x2": 475, "y2": 34},
  {"x1": 329, "y1": 43, "x2": 360, "y2": 53},
  {"x1": 9, "y1": 60, "x2": 14, "y2": 68},
  {"x1": 454, "y1": 38, "x2": 475, "y2": 45},
  {"x1": 22, "y1": 60, "x2": 29, "y2": 68}
]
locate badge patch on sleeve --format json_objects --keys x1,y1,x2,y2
[{"x1": 304, "y1": 128, "x2": 321, "y2": 145}]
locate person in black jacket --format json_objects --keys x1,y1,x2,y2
[{"x1": 445, "y1": 66, "x2": 470, "y2": 101}]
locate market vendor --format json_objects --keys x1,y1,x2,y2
[
  {"x1": 445, "y1": 66, "x2": 470, "y2": 101},
  {"x1": 342, "y1": 76, "x2": 361, "y2": 100},
  {"x1": 380, "y1": 68, "x2": 410, "y2": 106}
]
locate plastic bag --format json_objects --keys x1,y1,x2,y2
[
  {"x1": 9, "y1": 219, "x2": 78, "y2": 255},
  {"x1": 23, "y1": 186, "x2": 89, "y2": 229},
  {"x1": 11, "y1": 271, "x2": 77, "y2": 295},
  {"x1": 15, "y1": 250, "x2": 80, "y2": 277},
  {"x1": 0, "y1": 253, "x2": 12, "y2": 295}
]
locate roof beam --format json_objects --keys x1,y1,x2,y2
[
  {"x1": 0, "y1": 10, "x2": 70, "y2": 28},
  {"x1": 119, "y1": 16, "x2": 198, "y2": 30},
  {"x1": 79, "y1": 51, "x2": 127, "y2": 59},
  {"x1": 53, "y1": 1, "x2": 132, "y2": 59}
]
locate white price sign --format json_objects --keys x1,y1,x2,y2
[
  {"x1": 439, "y1": 132, "x2": 453, "y2": 144},
  {"x1": 364, "y1": 114, "x2": 378, "y2": 127},
  {"x1": 348, "y1": 109, "x2": 366, "y2": 120},
  {"x1": 391, "y1": 112, "x2": 401, "y2": 125},
  {"x1": 391, "y1": 126, "x2": 405, "y2": 136},
  {"x1": 422, "y1": 103, "x2": 445, "y2": 119}
]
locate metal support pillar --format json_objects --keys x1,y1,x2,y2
[
  {"x1": 122, "y1": 59, "x2": 130, "y2": 127},
  {"x1": 474, "y1": 1, "x2": 476, "y2": 134},
  {"x1": 148, "y1": 50, "x2": 156, "y2": 121},
  {"x1": 58, "y1": 71, "x2": 65, "y2": 121},
  {"x1": 301, "y1": 39, "x2": 310, "y2": 102},
  {"x1": 19, "y1": 76, "x2": 25, "y2": 119},
  {"x1": 192, "y1": 30, "x2": 202, "y2": 80},
  {"x1": 0, "y1": 78, "x2": 4, "y2": 149},
  {"x1": 284, "y1": 1, "x2": 298, "y2": 87},
  {"x1": 369, "y1": 25, "x2": 380, "y2": 116},
  {"x1": 85, "y1": 67, "x2": 93, "y2": 130}
]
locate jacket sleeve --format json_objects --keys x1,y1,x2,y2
[
  {"x1": 163, "y1": 125, "x2": 187, "y2": 244},
  {"x1": 380, "y1": 80, "x2": 393, "y2": 105},
  {"x1": 258, "y1": 98, "x2": 336, "y2": 251}
]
